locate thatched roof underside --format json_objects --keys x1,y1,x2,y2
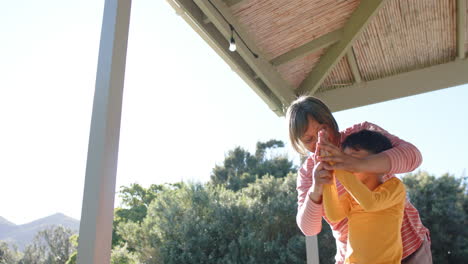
[{"x1": 168, "y1": 0, "x2": 468, "y2": 115}]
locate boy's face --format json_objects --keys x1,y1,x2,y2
[{"x1": 343, "y1": 147, "x2": 373, "y2": 181}]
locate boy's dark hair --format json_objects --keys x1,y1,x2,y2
[{"x1": 342, "y1": 130, "x2": 392, "y2": 154}]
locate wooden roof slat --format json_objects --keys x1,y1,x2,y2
[
  {"x1": 192, "y1": 0, "x2": 296, "y2": 104},
  {"x1": 270, "y1": 29, "x2": 342, "y2": 66},
  {"x1": 346, "y1": 48, "x2": 362, "y2": 83},
  {"x1": 296, "y1": 0, "x2": 388, "y2": 96},
  {"x1": 457, "y1": 0, "x2": 467, "y2": 58}
]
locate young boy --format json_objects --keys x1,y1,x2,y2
[{"x1": 321, "y1": 129, "x2": 406, "y2": 264}]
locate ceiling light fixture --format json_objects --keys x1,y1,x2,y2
[{"x1": 229, "y1": 25, "x2": 237, "y2": 52}]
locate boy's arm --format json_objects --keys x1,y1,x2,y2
[
  {"x1": 334, "y1": 170, "x2": 405, "y2": 212},
  {"x1": 323, "y1": 177, "x2": 350, "y2": 223}
]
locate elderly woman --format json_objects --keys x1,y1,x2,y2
[{"x1": 287, "y1": 96, "x2": 432, "y2": 264}]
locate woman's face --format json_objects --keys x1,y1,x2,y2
[{"x1": 299, "y1": 116, "x2": 329, "y2": 153}]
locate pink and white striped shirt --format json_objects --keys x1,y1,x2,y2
[{"x1": 296, "y1": 122, "x2": 429, "y2": 264}]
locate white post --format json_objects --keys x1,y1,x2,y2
[
  {"x1": 77, "y1": 0, "x2": 132, "y2": 263},
  {"x1": 306, "y1": 236, "x2": 320, "y2": 264}
]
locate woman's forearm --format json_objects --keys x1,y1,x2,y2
[{"x1": 360, "y1": 152, "x2": 391, "y2": 174}]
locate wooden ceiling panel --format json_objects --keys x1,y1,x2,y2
[
  {"x1": 353, "y1": 0, "x2": 457, "y2": 82},
  {"x1": 276, "y1": 48, "x2": 325, "y2": 89},
  {"x1": 231, "y1": 0, "x2": 360, "y2": 60},
  {"x1": 318, "y1": 56, "x2": 355, "y2": 93}
]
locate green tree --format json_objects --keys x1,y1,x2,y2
[
  {"x1": 19, "y1": 241, "x2": 45, "y2": 264},
  {"x1": 64, "y1": 235, "x2": 78, "y2": 264},
  {"x1": 19, "y1": 226, "x2": 76, "y2": 264},
  {"x1": 65, "y1": 252, "x2": 76, "y2": 264},
  {"x1": 402, "y1": 171, "x2": 468, "y2": 263},
  {"x1": 0, "y1": 241, "x2": 22, "y2": 264},
  {"x1": 211, "y1": 140, "x2": 295, "y2": 191},
  {"x1": 116, "y1": 174, "x2": 307, "y2": 264},
  {"x1": 112, "y1": 183, "x2": 166, "y2": 247},
  {"x1": 110, "y1": 244, "x2": 138, "y2": 264}
]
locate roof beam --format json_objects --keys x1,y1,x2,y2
[
  {"x1": 346, "y1": 47, "x2": 362, "y2": 83},
  {"x1": 315, "y1": 59, "x2": 468, "y2": 112},
  {"x1": 192, "y1": 0, "x2": 296, "y2": 104},
  {"x1": 296, "y1": 0, "x2": 388, "y2": 96},
  {"x1": 167, "y1": 0, "x2": 285, "y2": 115},
  {"x1": 457, "y1": 0, "x2": 466, "y2": 59},
  {"x1": 270, "y1": 29, "x2": 342, "y2": 66}
]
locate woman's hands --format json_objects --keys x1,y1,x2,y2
[
  {"x1": 309, "y1": 161, "x2": 333, "y2": 203},
  {"x1": 316, "y1": 141, "x2": 365, "y2": 172},
  {"x1": 316, "y1": 129, "x2": 391, "y2": 174}
]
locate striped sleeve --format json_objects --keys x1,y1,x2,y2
[
  {"x1": 342, "y1": 122, "x2": 423, "y2": 174},
  {"x1": 296, "y1": 156, "x2": 324, "y2": 236},
  {"x1": 400, "y1": 200, "x2": 429, "y2": 258}
]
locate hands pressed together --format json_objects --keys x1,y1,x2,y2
[
  {"x1": 316, "y1": 139, "x2": 365, "y2": 173},
  {"x1": 309, "y1": 129, "x2": 367, "y2": 203}
]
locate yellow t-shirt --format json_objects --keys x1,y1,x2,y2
[{"x1": 323, "y1": 170, "x2": 406, "y2": 264}]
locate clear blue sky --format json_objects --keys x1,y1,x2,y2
[{"x1": 1, "y1": 0, "x2": 467, "y2": 225}]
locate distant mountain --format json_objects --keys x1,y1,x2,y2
[
  {"x1": 0, "y1": 216, "x2": 15, "y2": 226},
  {"x1": 0, "y1": 216, "x2": 16, "y2": 235},
  {"x1": 0, "y1": 213, "x2": 79, "y2": 251}
]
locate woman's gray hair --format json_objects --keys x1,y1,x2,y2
[{"x1": 286, "y1": 96, "x2": 339, "y2": 155}]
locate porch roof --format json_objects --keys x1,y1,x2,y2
[{"x1": 167, "y1": 0, "x2": 468, "y2": 115}]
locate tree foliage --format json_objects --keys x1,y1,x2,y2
[
  {"x1": 0, "y1": 241, "x2": 22, "y2": 264},
  {"x1": 19, "y1": 226, "x2": 76, "y2": 264},
  {"x1": 112, "y1": 183, "x2": 167, "y2": 247},
  {"x1": 210, "y1": 140, "x2": 295, "y2": 191},
  {"x1": 403, "y1": 172, "x2": 468, "y2": 263},
  {"x1": 110, "y1": 244, "x2": 138, "y2": 264},
  {"x1": 116, "y1": 174, "x2": 306, "y2": 264}
]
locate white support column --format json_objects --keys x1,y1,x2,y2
[
  {"x1": 77, "y1": 1, "x2": 132, "y2": 264},
  {"x1": 306, "y1": 236, "x2": 320, "y2": 264}
]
